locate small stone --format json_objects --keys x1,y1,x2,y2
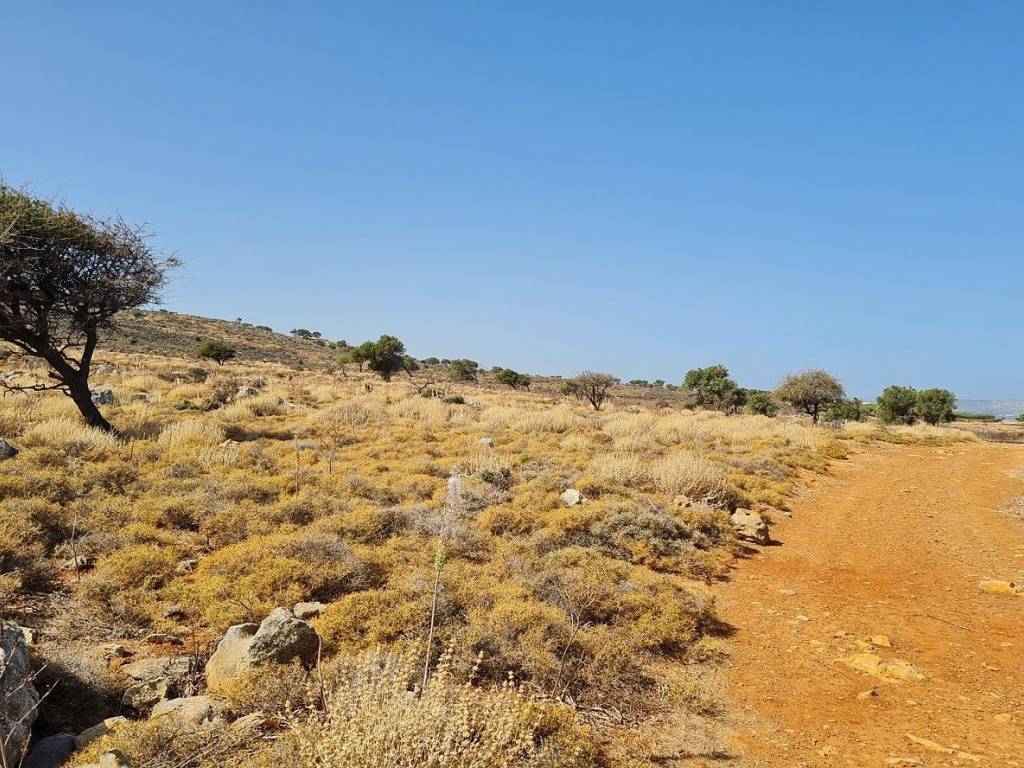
[
  {"x1": 144, "y1": 632, "x2": 183, "y2": 646},
  {"x1": 779, "y1": 588, "x2": 796, "y2": 596},
  {"x1": 978, "y1": 579, "x2": 1021, "y2": 595},
  {"x1": 0, "y1": 439, "x2": 18, "y2": 459},
  {"x1": 795, "y1": 614, "x2": 810, "y2": 622},
  {"x1": 150, "y1": 695, "x2": 216, "y2": 724},
  {"x1": 994, "y1": 712, "x2": 1012, "y2": 723},
  {"x1": 122, "y1": 678, "x2": 169, "y2": 710},
  {"x1": 128, "y1": 392, "x2": 151, "y2": 403},
  {"x1": 871, "y1": 634, "x2": 893, "y2": 648},
  {"x1": 731, "y1": 508, "x2": 770, "y2": 545},
  {"x1": 98, "y1": 749, "x2": 132, "y2": 768},
  {"x1": 478, "y1": 437, "x2": 493, "y2": 448},
  {"x1": 293, "y1": 601, "x2": 326, "y2": 620},
  {"x1": 904, "y1": 733, "x2": 953, "y2": 754},
  {"x1": 163, "y1": 604, "x2": 186, "y2": 620},
  {"x1": 74, "y1": 717, "x2": 128, "y2": 750},
  {"x1": 90, "y1": 387, "x2": 115, "y2": 405},
  {"x1": 175, "y1": 559, "x2": 199, "y2": 575},
  {"x1": 560, "y1": 489, "x2": 585, "y2": 507},
  {"x1": 66, "y1": 555, "x2": 95, "y2": 571},
  {"x1": 231, "y1": 712, "x2": 269, "y2": 732},
  {"x1": 857, "y1": 688, "x2": 879, "y2": 700}
]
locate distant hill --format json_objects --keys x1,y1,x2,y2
[
  {"x1": 104, "y1": 309, "x2": 340, "y2": 368},
  {"x1": 956, "y1": 399, "x2": 1024, "y2": 422}
]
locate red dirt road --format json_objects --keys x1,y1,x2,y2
[{"x1": 719, "y1": 441, "x2": 1024, "y2": 767}]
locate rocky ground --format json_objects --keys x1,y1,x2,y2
[{"x1": 717, "y1": 441, "x2": 1024, "y2": 767}]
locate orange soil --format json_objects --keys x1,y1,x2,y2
[{"x1": 718, "y1": 441, "x2": 1024, "y2": 767}]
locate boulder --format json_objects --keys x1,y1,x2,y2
[
  {"x1": 293, "y1": 601, "x2": 326, "y2": 620},
  {"x1": 122, "y1": 678, "x2": 169, "y2": 710},
  {"x1": 74, "y1": 716, "x2": 128, "y2": 750},
  {"x1": 731, "y1": 508, "x2": 770, "y2": 545},
  {"x1": 120, "y1": 656, "x2": 191, "y2": 685},
  {"x1": 23, "y1": 732, "x2": 75, "y2": 768},
  {"x1": 1, "y1": 622, "x2": 40, "y2": 766},
  {"x1": 150, "y1": 695, "x2": 216, "y2": 724},
  {"x1": 206, "y1": 608, "x2": 319, "y2": 690},
  {"x1": 90, "y1": 387, "x2": 115, "y2": 405},
  {"x1": 0, "y1": 439, "x2": 18, "y2": 459},
  {"x1": 560, "y1": 489, "x2": 585, "y2": 507}
]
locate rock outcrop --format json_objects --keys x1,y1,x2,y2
[
  {"x1": 205, "y1": 608, "x2": 319, "y2": 690},
  {"x1": 1, "y1": 622, "x2": 40, "y2": 766}
]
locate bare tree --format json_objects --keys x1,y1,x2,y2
[
  {"x1": 0, "y1": 185, "x2": 175, "y2": 432},
  {"x1": 563, "y1": 371, "x2": 618, "y2": 411}
]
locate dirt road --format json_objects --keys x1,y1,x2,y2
[{"x1": 720, "y1": 440, "x2": 1024, "y2": 766}]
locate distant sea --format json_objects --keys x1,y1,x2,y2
[{"x1": 956, "y1": 399, "x2": 1024, "y2": 422}]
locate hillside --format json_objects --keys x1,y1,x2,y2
[
  {"x1": 0, "y1": 331, "x2": 988, "y2": 768},
  {"x1": 104, "y1": 310, "x2": 340, "y2": 368}
]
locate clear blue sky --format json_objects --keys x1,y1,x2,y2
[{"x1": 3, "y1": 2, "x2": 1022, "y2": 398}]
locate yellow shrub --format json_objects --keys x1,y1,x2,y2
[{"x1": 20, "y1": 418, "x2": 120, "y2": 458}]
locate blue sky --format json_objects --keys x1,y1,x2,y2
[{"x1": 3, "y1": 2, "x2": 1022, "y2": 398}]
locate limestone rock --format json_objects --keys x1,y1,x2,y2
[
  {"x1": 123, "y1": 678, "x2": 169, "y2": 710},
  {"x1": 121, "y1": 656, "x2": 191, "y2": 685},
  {"x1": 1, "y1": 622, "x2": 41, "y2": 766},
  {"x1": 560, "y1": 489, "x2": 585, "y2": 507},
  {"x1": 98, "y1": 749, "x2": 132, "y2": 768},
  {"x1": 150, "y1": 695, "x2": 216, "y2": 724},
  {"x1": 478, "y1": 437, "x2": 494, "y2": 448},
  {"x1": 74, "y1": 717, "x2": 128, "y2": 750},
  {"x1": 90, "y1": 387, "x2": 115, "y2": 405},
  {"x1": 23, "y1": 732, "x2": 75, "y2": 768},
  {"x1": 205, "y1": 608, "x2": 319, "y2": 691},
  {"x1": 293, "y1": 601, "x2": 326, "y2": 620},
  {"x1": 731, "y1": 508, "x2": 770, "y2": 545},
  {"x1": 839, "y1": 652, "x2": 925, "y2": 682},
  {"x1": 128, "y1": 392, "x2": 151, "y2": 403}
]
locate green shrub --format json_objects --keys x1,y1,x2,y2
[
  {"x1": 195, "y1": 341, "x2": 237, "y2": 365},
  {"x1": 915, "y1": 388, "x2": 955, "y2": 425},
  {"x1": 744, "y1": 390, "x2": 777, "y2": 416},
  {"x1": 876, "y1": 385, "x2": 918, "y2": 425}
]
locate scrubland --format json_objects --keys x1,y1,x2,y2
[{"x1": 0, "y1": 352, "x2": 973, "y2": 767}]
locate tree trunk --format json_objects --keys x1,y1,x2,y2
[{"x1": 66, "y1": 377, "x2": 115, "y2": 433}]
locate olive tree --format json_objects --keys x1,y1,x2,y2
[
  {"x1": 773, "y1": 369, "x2": 844, "y2": 423},
  {"x1": 875, "y1": 385, "x2": 918, "y2": 425},
  {"x1": 563, "y1": 371, "x2": 618, "y2": 411},
  {"x1": 915, "y1": 388, "x2": 955, "y2": 425},
  {"x1": 0, "y1": 185, "x2": 174, "y2": 432},
  {"x1": 357, "y1": 335, "x2": 408, "y2": 381},
  {"x1": 682, "y1": 364, "x2": 739, "y2": 411}
]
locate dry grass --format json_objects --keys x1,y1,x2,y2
[{"x1": 0, "y1": 347, "x2": 976, "y2": 768}]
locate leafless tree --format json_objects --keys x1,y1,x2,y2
[{"x1": 563, "y1": 371, "x2": 618, "y2": 411}]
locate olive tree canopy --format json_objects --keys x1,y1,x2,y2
[
  {"x1": 0, "y1": 184, "x2": 175, "y2": 431},
  {"x1": 773, "y1": 369, "x2": 844, "y2": 423}
]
